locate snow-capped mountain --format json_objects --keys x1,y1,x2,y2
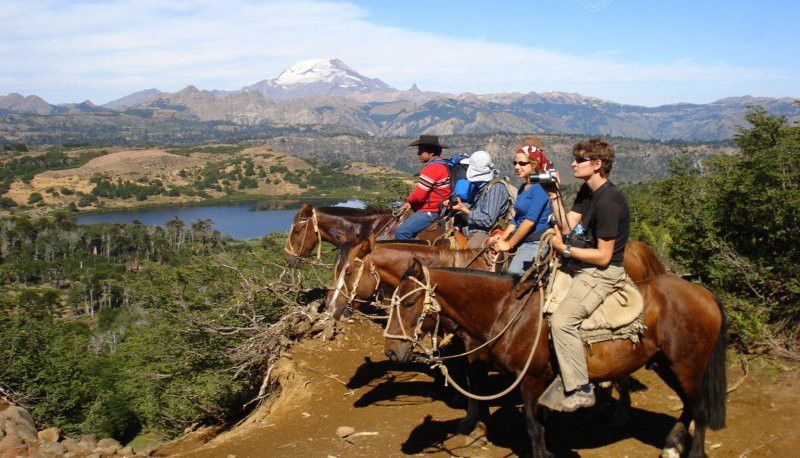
[{"x1": 243, "y1": 58, "x2": 396, "y2": 100}]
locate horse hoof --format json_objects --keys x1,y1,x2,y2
[
  {"x1": 661, "y1": 447, "x2": 681, "y2": 458},
  {"x1": 464, "y1": 421, "x2": 487, "y2": 447},
  {"x1": 456, "y1": 418, "x2": 476, "y2": 435}
]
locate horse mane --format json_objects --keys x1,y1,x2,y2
[
  {"x1": 317, "y1": 206, "x2": 394, "y2": 217},
  {"x1": 334, "y1": 242, "x2": 353, "y2": 265},
  {"x1": 437, "y1": 246, "x2": 483, "y2": 266},
  {"x1": 377, "y1": 239, "x2": 431, "y2": 246},
  {"x1": 435, "y1": 266, "x2": 518, "y2": 282},
  {"x1": 400, "y1": 264, "x2": 517, "y2": 285}
]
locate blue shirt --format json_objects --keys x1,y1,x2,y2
[{"x1": 512, "y1": 183, "x2": 552, "y2": 240}]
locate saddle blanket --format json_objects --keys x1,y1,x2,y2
[{"x1": 544, "y1": 265, "x2": 646, "y2": 344}]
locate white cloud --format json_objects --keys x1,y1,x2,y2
[{"x1": 0, "y1": 0, "x2": 795, "y2": 106}]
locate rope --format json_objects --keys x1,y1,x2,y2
[
  {"x1": 329, "y1": 253, "x2": 380, "y2": 307},
  {"x1": 433, "y1": 287, "x2": 531, "y2": 361},
  {"x1": 373, "y1": 210, "x2": 405, "y2": 240},
  {"x1": 431, "y1": 287, "x2": 545, "y2": 401},
  {"x1": 283, "y1": 209, "x2": 322, "y2": 262},
  {"x1": 385, "y1": 265, "x2": 546, "y2": 401}
]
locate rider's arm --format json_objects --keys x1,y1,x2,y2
[
  {"x1": 549, "y1": 195, "x2": 581, "y2": 233},
  {"x1": 552, "y1": 235, "x2": 615, "y2": 267},
  {"x1": 505, "y1": 219, "x2": 535, "y2": 247},
  {"x1": 405, "y1": 163, "x2": 440, "y2": 209}
]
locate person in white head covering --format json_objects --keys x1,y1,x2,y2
[{"x1": 451, "y1": 150, "x2": 512, "y2": 248}]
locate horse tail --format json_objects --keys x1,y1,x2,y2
[{"x1": 703, "y1": 294, "x2": 727, "y2": 430}]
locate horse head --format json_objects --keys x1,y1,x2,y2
[
  {"x1": 284, "y1": 204, "x2": 319, "y2": 267},
  {"x1": 383, "y1": 257, "x2": 440, "y2": 363},
  {"x1": 325, "y1": 236, "x2": 380, "y2": 320}
]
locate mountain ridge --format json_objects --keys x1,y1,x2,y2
[{"x1": 1, "y1": 58, "x2": 798, "y2": 143}]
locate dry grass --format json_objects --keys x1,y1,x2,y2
[{"x1": 1, "y1": 146, "x2": 316, "y2": 211}]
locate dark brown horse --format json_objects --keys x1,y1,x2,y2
[
  {"x1": 384, "y1": 261, "x2": 726, "y2": 457},
  {"x1": 283, "y1": 204, "x2": 463, "y2": 267},
  {"x1": 283, "y1": 204, "x2": 398, "y2": 267}
]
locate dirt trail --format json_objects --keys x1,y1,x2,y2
[{"x1": 173, "y1": 317, "x2": 799, "y2": 457}]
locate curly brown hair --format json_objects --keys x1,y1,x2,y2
[{"x1": 573, "y1": 138, "x2": 614, "y2": 178}]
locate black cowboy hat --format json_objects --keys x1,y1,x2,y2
[{"x1": 408, "y1": 134, "x2": 449, "y2": 149}]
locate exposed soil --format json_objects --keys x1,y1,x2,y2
[{"x1": 171, "y1": 317, "x2": 799, "y2": 457}]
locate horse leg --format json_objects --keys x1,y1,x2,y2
[
  {"x1": 653, "y1": 361, "x2": 701, "y2": 458},
  {"x1": 612, "y1": 376, "x2": 631, "y2": 427},
  {"x1": 520, "y1": 376, "x2": 551, "y2": 458},
  {"x1": 459, "y1": 353, "x2": 490, "y2": 445}
]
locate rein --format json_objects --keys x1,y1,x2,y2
[
  {"x1": 372, "y1": 209, "x2": 406, "y2": 240},
  {"x1": 431, "y1": 285, "x2": 545, "y2": 401},
  {"x1": 284, "y1": 209, "x2": 322, "y2": 262},
  {"x1": 462, "y1": 243, "x2": 507, "y2": 272},
  {"x1": 383, "y1": 266, "x2": 444, "y2": 354},
  {"x1": 387, "y1": 233, "x2": 555, "y2": 401},
  {"x1": 329, "y1": 253, "x2": 380, "y2": 307}
]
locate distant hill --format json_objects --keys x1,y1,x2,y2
[
  {"x1": 102, "y1": 88, "x2": 163, "y2": 110},
  {"x1": 1, "y1": 58, "x2": 798, "y2": 144}
]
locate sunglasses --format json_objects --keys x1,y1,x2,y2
[
  {"x1": 512, "y1": 161, "x2": 530, "y2": 166},
  {"x1": 573, "y1": 156, "x2": 592, "y2": 164}
]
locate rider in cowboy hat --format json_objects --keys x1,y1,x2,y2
[{"x1": 396, "y1": 135, "x2": 452, "y2": 240}]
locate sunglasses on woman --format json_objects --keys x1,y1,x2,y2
[
  {"x1": 512, "y1": 160, "x2": 530, "y2": 166},
  {"x1": 573, "y1": 156, "x2": 592, "y2": 163}
]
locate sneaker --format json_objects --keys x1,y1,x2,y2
[{"x1": 562, "y1": 384, "x2": 595, "y2": 412}]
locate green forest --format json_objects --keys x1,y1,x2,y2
[
  {"x1": 0, "y1": 216, "x2": 330, "y2": 442},
  {"x1": 1, "y1": 109, "x2": 797, "y2": 444}
]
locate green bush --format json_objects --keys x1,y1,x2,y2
[{"x1": 27, "y1": 193, "x2": 43, "y2": 204}]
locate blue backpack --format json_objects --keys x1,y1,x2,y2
[{"x1": 447, "y1": 154, "x2": 471, "y2": 201}]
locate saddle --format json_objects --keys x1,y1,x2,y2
[
  {"x1": 419, "y1": 220, "x2": 468, "y2": 250},
  {"x1": 544, "y1": 265, "x2": 646, "y2": 345}
]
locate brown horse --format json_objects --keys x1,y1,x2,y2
[
  {"x1": 325, "y1": 238, "x2": 501, "y2": 435},
  {"x1": 283, "y1": 204, "x2": 462, "y2": 267},
  {"x1": 327, "y1": 238, "x2": 665, "y2": 319},
  {"x1": 384, "y1": 261, "x2": 726, "y2": 457},
  {"x1": 325, "y1": 238, "x2": 498, "y2": 318},
  {"x1": 329, "y1": 238, "x2": 669, "y2": 439}
]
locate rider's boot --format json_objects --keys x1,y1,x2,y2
[{"x1": 562, "y1": 383, "x2": 595, "y2": 412}]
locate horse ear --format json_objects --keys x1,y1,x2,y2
[
  {"x1": 411, "y1": 256, "x2": 424, "y2": 278},
  {"x1": 300, "y1": 203, "x2": 312, "y2": 216},
  {"x1": 357, "y1": 239, "x2": 371, "y2": 257},
  {"x1": 368, "y1": 233, "x2": 377, "y2": 250}
]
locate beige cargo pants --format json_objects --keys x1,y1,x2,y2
[{"x1": 550, "y1": 264, "x2": 627, "y2": 392}]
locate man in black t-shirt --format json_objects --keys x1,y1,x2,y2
[{"x1": 544, "y1": 138, "x2": 630, "y2": 412}]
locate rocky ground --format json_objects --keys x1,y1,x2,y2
[
  {"x1": 161, "y1": 317, "x2": 800, "y2": 457},
  {"x1": 4, "y1": 310, "x2": 797, "y2": 457},
  {"x1": 0, "y1": 402, "x2": 150, "y2": 457}
]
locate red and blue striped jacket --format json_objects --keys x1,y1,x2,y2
[{"x1": 406, "y1": 158, "x2": 451, "y2": 212}]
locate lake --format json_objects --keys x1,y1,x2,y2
[{"x1": 74, "y1": 199, "x2": 364, "y2": 240}]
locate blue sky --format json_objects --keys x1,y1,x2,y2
[{"x1": 1, "y1": 0, "x2": 797, "y2": 106}]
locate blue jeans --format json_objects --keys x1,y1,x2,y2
[
  {"x1": 395, "y1": 211, "x2": 438, "y2": 240},
  {"x1": 507, "y1": 241, "x2": 546, "y2": 275}
]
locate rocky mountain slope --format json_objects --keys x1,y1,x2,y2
[{"x1": 1, "y1": 59, "x2": 797, "y2": 144}]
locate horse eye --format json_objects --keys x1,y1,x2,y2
[
  {"x1": 345, "y1": 268, "x2": 353, "y2": 275},
  {"x1": 403, "y1": 301, "x2": 416, "y2": 308}
]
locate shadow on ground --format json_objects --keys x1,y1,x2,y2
[{"x1": 351, "y1": 359, "x2": 675, "y2": 456}]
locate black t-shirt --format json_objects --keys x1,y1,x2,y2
[{"x1": 570, "y1": 181, "x2": 630, "y2": 266}]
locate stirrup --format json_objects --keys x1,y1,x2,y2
[{"x1": 538, "y1": 375, "x2": 567, "y2": 411}]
